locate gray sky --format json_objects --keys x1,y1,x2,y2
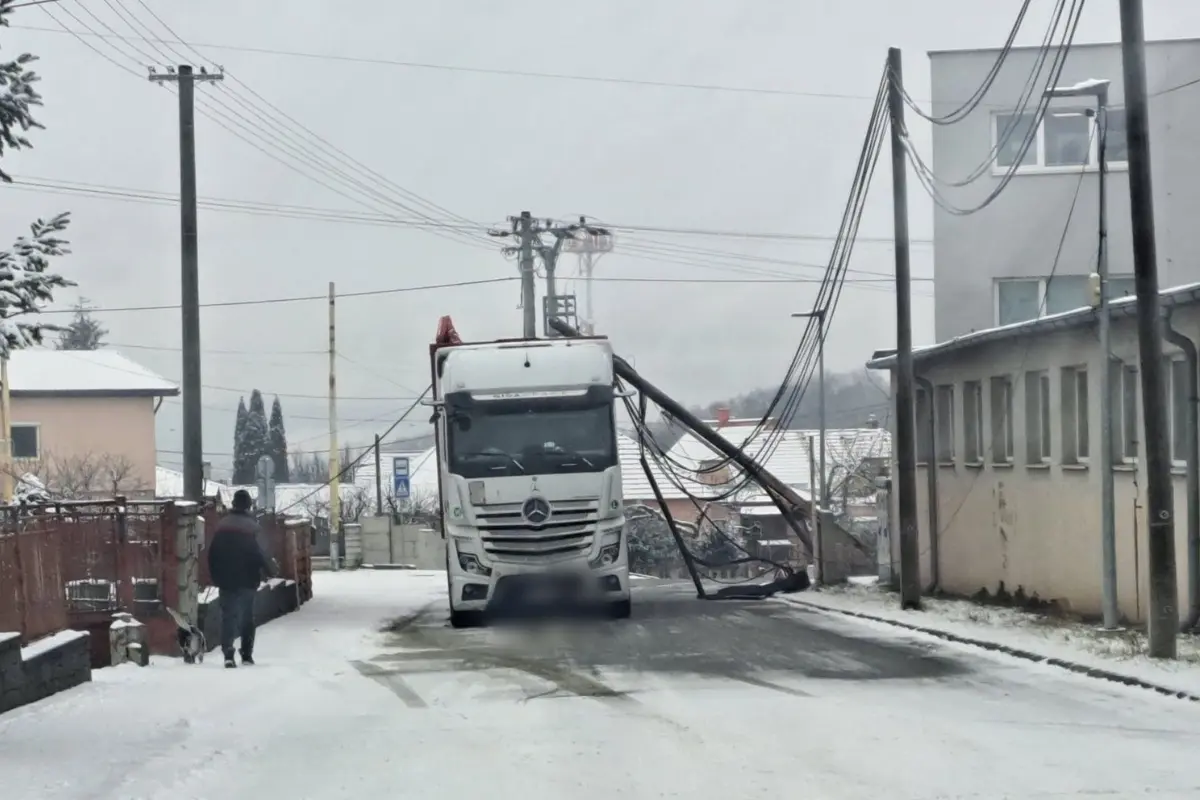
[{"x1": 3, "y1": 0, "x2": 1197, "y2": 475}]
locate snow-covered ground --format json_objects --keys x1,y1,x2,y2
[
  {"x1": 790, "y1": 577, "x2": 1200, "y2": 696},
  {"x1": 4, "y1": 571, "x2": 1200, "y2": 798}
]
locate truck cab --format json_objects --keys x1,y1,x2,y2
[{"x1": 429, "y1": 321, "x2": 632, "y2": 627}]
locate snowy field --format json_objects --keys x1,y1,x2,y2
[
  {"x1": 3, "y1": 571, "x2": 1200, "y2": 798},
  {"x1": 788, "y1": 578, "x2": 1200, "y2": 696}
]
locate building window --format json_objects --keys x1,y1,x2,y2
[
  {"x1": 1110, "y1": 360, "x2": 1139, "y2": 462},
  {"x1": 11, "y1": 424, "x2": 38, "y2": 459},
  {"x1": 1025, "y1": 370, "x2": 1052, "y2": 464},
  {"x1": 1061, "y1": 366, "x2": 1089, "y2": 463},
  {"x1": 990, "y1": 376, "x2": 1014, "y2": 465},
  {"x1": 964, "y1": 380, "x2": 984, "y2": 464},
  {"x1": 994, "y1": 107, "x2": 1128, "y2": 172},
  {"x1": 1169, "y1": 357, "x2": 1190, "y2": 466},
  {"x1": 915, "y1": 387, "x2": 932, "y2": 465},
  {"x1": 935, "y1": 384, "x2": 955, "y2": 463},
  {"x1": 996, "y1": 275, "x2": 1135, "y2": 327}
]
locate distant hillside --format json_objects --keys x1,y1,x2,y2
[{"x1": 694, "y1": 369, "x2": 889, "y2": 430}]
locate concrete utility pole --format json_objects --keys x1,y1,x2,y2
[
  {"x1": 516, "y1": 212, "x2": 537, "y2": 338},
  {"x1": 793, "y1": 309, "x2": 828, "y2": 583},
  {"x1": 374, "y1": 434, "x2": 383, "y2": 516},
  {"x1": 327, "y1": 281, "x2": 342, "y2": 571},
  {"x1": 807, "y1": 433, "x2": 823, "y2": 584},
  {"x1": 1045, "y1": 79, "x2": 1119, "y2": 630},
  {"x1": 149, "y1": 65, "x2": 223, "y2": 502},
  {"x1": 562, "y1": 219, "x2": 615, "y2": 335},
  {"x1": 886, "y1": 47, "x2": 922, "y2": 610},
  {"x1": 494, "y1": 214, "x2": 610, "y2": 338},
  {"x1": 1118, "y1": 0, "x2": 1178, "y2": 657}
]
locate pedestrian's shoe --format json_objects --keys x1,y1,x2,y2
[
  {"x1": 240, "y1": 653, "x2": 255, "y2": 666},
  {"x1": 224, "y1": 657, "x2": 236, "y2": 669}
]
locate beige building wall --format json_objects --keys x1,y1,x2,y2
[
  {"x1": 11, "y1": 395, "x2": 159, "y2": 496},
  {"x1": 886, "y1": 304, "x2": 1200, "y2": 624}
]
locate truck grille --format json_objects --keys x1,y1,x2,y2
[{"x1": 475, "y1": 498, "x2": 599, "y2": 562}]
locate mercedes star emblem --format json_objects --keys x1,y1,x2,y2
[{"x1": 522, "y1": 496, "x2": 552, "y2": 526}]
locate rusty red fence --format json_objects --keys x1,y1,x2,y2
[
  {"x1": 0, "y1": 500, "x2": 178, "y2": 650},
  {"x1": 0, "y1": 524, "x2": 70, "y2": 641}
]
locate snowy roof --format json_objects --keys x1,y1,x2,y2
[
  {"x1": 230, "y1": 482, "x2": 366, "y2": 517},
  {"x1": 155, "y1": 465, "x2": 232, "y2": 501},
  {"x1": 618, "y1": 433, "x2": 699, "y2": 501},
  {"x1": 8, "y1": 349, "x2": 178, "y2": 397},
  {"x1": 666, "y1": 426, "x2": 892, "y2": 506}
]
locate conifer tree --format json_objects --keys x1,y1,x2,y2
[
  {"x1": 232, "y1": 397, "x2": 251, "y2": 484},
  {"x1": 244, "y1": 389, "x2": 270, "y2": 477},
  {"x1": 54, "y1": 299, "x2": 106, "y2": 350},
  {"x1": 268, "y1": 395, "x2": 289, "y2": 482}
]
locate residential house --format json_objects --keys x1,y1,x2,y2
[
  {"x1": 927, "y1": 38, "x2": 1200, "y2": 340},
  {"x1": 867, "y1": 283, "x2": 1200, "y2": 623},
  {"x1": 155, "y1": 465, "x2": 232, "y2": 503},
  {"x1": 661, "y1": 412, "x2": 890, "y2": 574},
  {"x1": 8, "y1": 350, "x2": 177, "y2": 498}
]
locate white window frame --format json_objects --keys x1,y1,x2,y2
[
  {"x1": 10, "y1": 422, "x2": 39, "y2": 460},
  {"x1": 1061, "y1": 365, "x2": 1089, "y2": 465},
  {"x1": 1024, "y1": 370, "x2": 1052, "y2": 466},
  {"x1": 991, "y1": 105, "x2": 1130, "y2": 177},
  {"x1": 994, "y1": 275, "x2": 1136, "y2": 327},
  {"x1": 1110, "y1": 359, "x2": 1140, "y2": 464},
  {"x1": 964, "y1": 380, "x2": 984, "y2": 465},
  {"x1": 915, "y1": 387, "x2": 932, "y2": 466},
  {"x1": 990, "y1": 375, "x2": 1015, "y2": 466},
  {"x1": 934, "y1": 384, "x2": 955, "y2": 464},
  {"x1": 1168, "y1": 356, "x2": 1189, "y2": 469}
]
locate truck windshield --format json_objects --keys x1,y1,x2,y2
[{"x1": 444, "y1": 388, "x2": 618, "y2": 478}]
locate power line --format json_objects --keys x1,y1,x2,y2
[
  {"x1": 40, "y1": 3, "x2": 497, "y2": 254},
  {"x1": 35, "y1": 277, "x2": 518, "y2": 315},
  {"x1": 12, "y1": 21, "x2": 890, "y2": 102},
  {"x1": 7, "y1": 174, "x2": 931, "y2": 245}
]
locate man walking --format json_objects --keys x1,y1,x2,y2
[{"x1": 207, "y1": 489, "x2": 273, "y2": 668}]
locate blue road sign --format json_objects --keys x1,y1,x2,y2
[{"x1": 392, "y1": 456, "x2": 410, "y2": 500}]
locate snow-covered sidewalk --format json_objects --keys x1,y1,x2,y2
[{"x1": 783, "y1": 578, "x2": 1200, "y2": 698}]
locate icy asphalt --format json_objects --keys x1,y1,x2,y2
[{"x1": 4, "y1": 572, "x2": 1200, "y2": 799}]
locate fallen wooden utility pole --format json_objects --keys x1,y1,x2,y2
[{"x1": 548, "y1": 318, "x2": 813, "y2": 551}]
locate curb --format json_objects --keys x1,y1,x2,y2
[
  {"x1": 359, "y1": 564, "x2": 418, "y2": 571},
  {"x1": 780, "y1": 596, "x2": 1200, "y2": 703}
]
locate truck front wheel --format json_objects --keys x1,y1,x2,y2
[
  {"x1": 607, "y1": 599, "x2": 632, "y2": 620},
  {"x1": 450, "y1": 608, "x2": 485, "y2": 628}
]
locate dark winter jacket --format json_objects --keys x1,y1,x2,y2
[{"x1": 207, "y1": 511, "x2": 273, "y2": 591}]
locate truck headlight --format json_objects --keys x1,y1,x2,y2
[
  {"x1": 457, "y1": 552, "x2": 492, "y2": 576},
  {"x1": 590, "y1": 541, "x2": 621, "y2": 568}
]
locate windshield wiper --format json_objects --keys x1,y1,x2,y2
[
  {"x1": 544, "y1": 448, "x2": 596, "y2": 468},
  {"x1": 459, "y1": 451, "x2": 525, "y2": 472}
]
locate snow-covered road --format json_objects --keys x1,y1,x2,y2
[{"x1": 4, "y1": 572, "x2": 1200, "y2": 799}]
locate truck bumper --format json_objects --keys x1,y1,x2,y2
[{"x1": 449, "y1": 560, "x2": 631, "y2": 612}]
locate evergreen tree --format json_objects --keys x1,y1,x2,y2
[
  {"x1": 54, "y1": 298, "x2": 106, "y2": 350},
  {"x1": 232, "y1": 397, "x2": 251, "y2": 484},
  {"x1": 243, "y1": 389, "x2": 270, "y2": 479},
  {"x1": 268, "y1": 396, "x2": 289, "y2": 482},
  {"x1": 0, "y1": 3, "x2": 74, "y2": 358}
]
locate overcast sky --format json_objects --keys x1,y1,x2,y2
[{"x1": 3, "y1": 0, "x2": 1198, "y2": 476}]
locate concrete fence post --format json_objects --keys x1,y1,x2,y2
[{"x1": 175, "y1": 504, "x2": 202, "y2": 629}]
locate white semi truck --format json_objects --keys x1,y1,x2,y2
[{"x1": 428, "y1": 317, "x2": 632, "y2": 628}]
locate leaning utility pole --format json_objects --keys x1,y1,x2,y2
[
  {"x1": 886, "y1": 48, "x2": 922, "y2": 610},
  {"x1": 328, "y1": 281, "x2": 342, "y2": 571},
  {"x1": 562, "y1": 219, "x2": 615, "y2": 335},
  {"x1": 1119, "y1": 0, "x2": 1178, "y2": 657},
  {"x1": 149, "y1": 65, "x2": 223, "y2": 502}
]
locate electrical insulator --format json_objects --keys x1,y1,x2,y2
[{"x1": 1088, "y1": 272, "x2": 1102, "y2": 307}]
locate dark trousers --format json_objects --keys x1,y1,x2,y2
[{"x1": 218, "y1": 587, "x2": 257, "y2": 659}]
